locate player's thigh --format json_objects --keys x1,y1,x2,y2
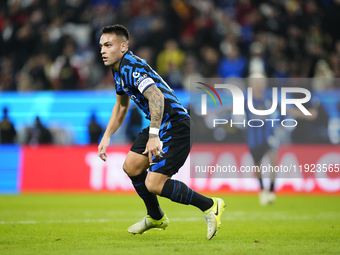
[
  {"x1": 124, "y1": 126, "x2": 150, "y2": 176},
  {"x1": 123, "y1": 151, "x2": 149, "y2": 176}
]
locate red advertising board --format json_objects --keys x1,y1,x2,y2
[
  {"x1": 189, "y1": 144, "x2": 340, "y2": 193},
  {"x1": 21, "y1": 145, "x2": 131, "y2": 192},
  {"x1": 21, "y1": 145, "x2": 340, "y2": 193}
]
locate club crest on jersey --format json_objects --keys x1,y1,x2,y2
[
  {"x1": 120, "y1": 79, "x2": 129, "y2": 92},
  {"x1": 133, "y1": 72, "x2": 140, "y2": 78}
]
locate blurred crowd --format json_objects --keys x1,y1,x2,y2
[
  {"x1": 1, "y1": 0, "x2": 340, "y2": 145},
  {"x1": 1, "y1": 0, "x2": 340, "y2": 92}
]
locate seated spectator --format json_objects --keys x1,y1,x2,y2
[
  {"x1": 125, "y1": 104, "x2": 142, "y2": 143},
  {"x1": 199, "y1": 46, "x2": 219, "y2": 78},
  {"x1": 156, "y1": 39, "x2": 185, "y2": 76},
  {"x1": 0, "y1": 107, "x2": 16, "y2": 144},
  {"x1": 247, "y1": 41, "x2": 267, "y2": 76},
  {"x1": 88, "y1": 113, "x2": 103, "y2": 144},
  {"x1": 26, "y1": 116, "x2": 53, "y2": 145},
  {"x1": 218, "y1": 44, "x2": 247, "y2": 78},
  {"x1": 182, "y1": 54, "x2": 203, "y2": 90},
  {"x1": 312, "y1": 59, "x2": 334, "y2": 92},
  {"x1": 50, "y1": 40, "x2": 82, "y2": 90}
]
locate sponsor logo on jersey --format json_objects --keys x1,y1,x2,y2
[
  {"x1": 130, "y1": 94, "x2": 140, "y2": 103},
  {"x1": 133, "y1": 72, "x2": 140, "y2": 78},
  {"x1": 134, "y1": 74, "x2": 147, "y2": 86}
]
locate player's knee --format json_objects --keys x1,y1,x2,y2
[
  {"x1": 145, "y1": 178, "x2": 161, "y2": 195},
  {"x1": 144, "y1": 178, "x2": 155, "y2": 193},
  {"x1": 122, "y1": 161, "x2": 134, "y2": 176},
  {"x1": 123, "y1": 160, "x2": 145, "y2": 177}
]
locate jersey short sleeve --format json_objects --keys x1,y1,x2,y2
[{"x1": 115, "y1": 82, "x2": 125, "y2": 95}]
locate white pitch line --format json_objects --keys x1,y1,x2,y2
[
  {"x1": 0, "y1": 218, "x2": 199, "y2": 225},
  {"x1": 1, "y1": 212, "x2": 339, "y2": 225}
]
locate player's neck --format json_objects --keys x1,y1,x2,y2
[
  {"x1": 113, "y1": 51, "x2": 127, "y2": 72},
  {"x1": 113, "y1": 58, "x2": 122, "y2": 72}
]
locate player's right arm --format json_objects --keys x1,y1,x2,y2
[{"x1": 98, "y1": 93, "x2": 130, "y2": 162}]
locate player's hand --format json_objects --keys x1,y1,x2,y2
[
  {"x1": 143, "y1": 136, "x2": 165, "y2": 163},
  {"x1": 98, "y1": 136, "x2": 110, "y2": 162}
]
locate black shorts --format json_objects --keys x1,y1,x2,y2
[
  {"x1": 130, "y1": 118, "x2": 192, "y2": 176},
  {"x1": 250, "y1": 142, "x2": 270, "y2": 165},
  {"x1": 249, "y1": 135, "x2": 278, "y2": 165}
]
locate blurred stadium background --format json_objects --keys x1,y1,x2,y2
[
  {"x1": 1, "y1": 1, "x2": 340, "y2": 254},
  {"x1": 1, "y1": 0, "x2": 339, "y2": 194}
]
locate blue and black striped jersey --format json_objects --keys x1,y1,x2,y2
[
  {"x1": 112, "y1": 51, "x2": 189, "y2": 127},
  {"x1": 245, "y1": 93, "x2": 278, "y2": 149}
]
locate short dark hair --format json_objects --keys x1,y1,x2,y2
[{"x1": 101, "y1": 24, "x2": 130, "y2": 41}]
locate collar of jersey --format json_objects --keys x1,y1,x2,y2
[{"x1": 115, "y1": 50, "x2": 132, "y2": 75}]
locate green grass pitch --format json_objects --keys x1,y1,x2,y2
[{"x1": 1, "y1": 193, "x2": 339, "y2": 255}]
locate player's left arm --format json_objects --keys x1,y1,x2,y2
[{"x1": 142, "y1": 84, "x2": 165, "y2": 163}]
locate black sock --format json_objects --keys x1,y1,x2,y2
[
  {"x1": 129, "y1": 171, "x2": 164, "y2": 220},
  {"x1": 270, "y1": 181, "x2": 275, "y2": 192},
  {"x1": 259, "y1": 178, "x2": 264, "y2": 190},
  {"x1": 160, "y1": 179, "x2": 213, "y2": 212}
]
